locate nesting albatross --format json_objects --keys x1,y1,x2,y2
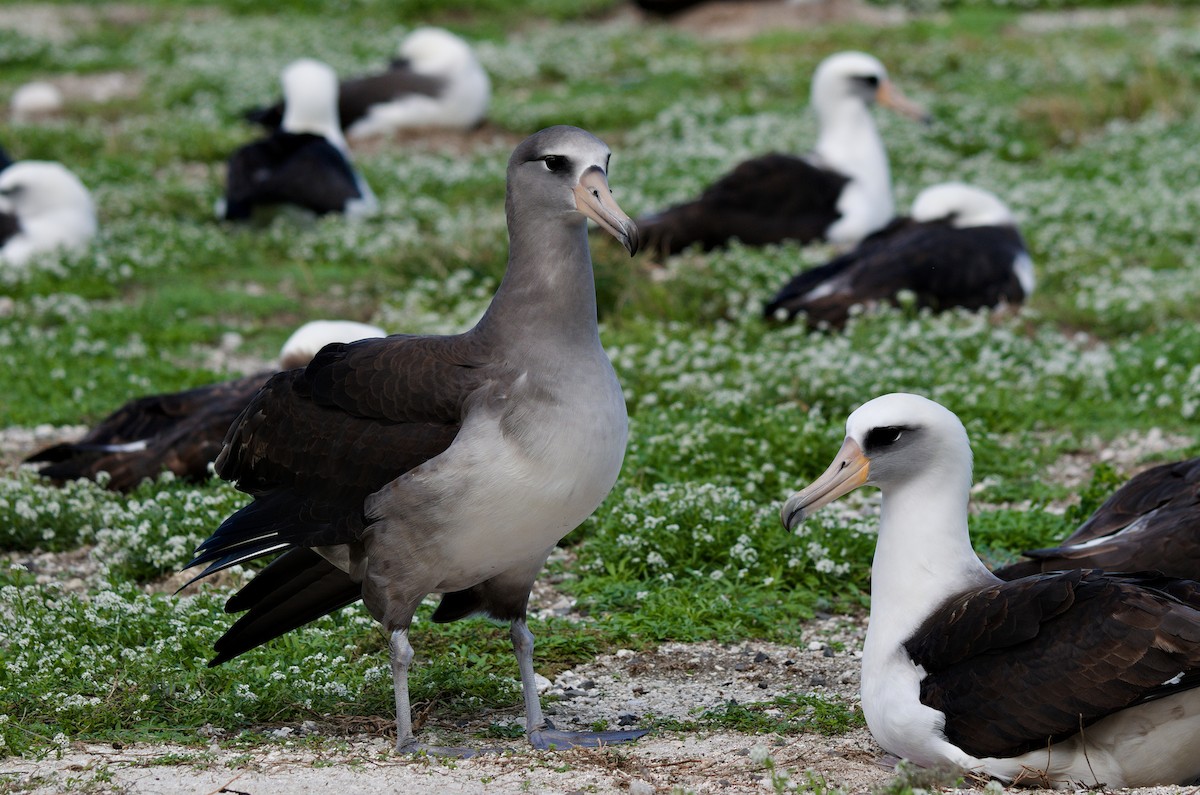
[
  {"x1": 220, "y1": 59, "x2": 377, "y2": 221},
  {"x1": 995, "y1": 455, "x2": 1200, "y2": 581},
  {"x1": 246, "y1": 28, "x2": 490, "y2": 139},
  {"x1": 639, "y1": 51, "x2": 927, "y2": 257},
  {"x1": 764, "y1": 183, "x2": 1033, "y2": 327},
  {"x1": 26, "y1": 320, "x2": 386, "y2": 491},
  {"x1": 184, "y1": 126, "x2": 643, "y2": 754},
  {"x1": 781, "y1": 393, "x2": 1200, "y2": 787},
  {"x1": 0, "y1": 160, "x2": 96, "y2": 268}
]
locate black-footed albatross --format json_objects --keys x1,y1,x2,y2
[{"x1": 184, "y1": 125, "x2": 643, "y2": 754}]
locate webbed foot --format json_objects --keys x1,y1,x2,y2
[{"x1": 528, "y1": 719, "x2": 647, "y2": 750}]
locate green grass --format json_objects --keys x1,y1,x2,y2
[{"x1": 3, "y1": 0, "x2": 1200, "y2": 761}]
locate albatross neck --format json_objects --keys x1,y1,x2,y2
[
  {"x1": 867, "y1": 468, "x2": 999, "y2": 651},
  {"x1": 477, "y1": 209, "x2": 603, "y2": 351}
]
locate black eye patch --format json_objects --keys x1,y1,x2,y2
[
  {"x1": 542, "y1": 155, "x2": 570, "y2": 173},
  {"x1": 854, "y1": 74, "x2": 881, "y2": 89},
  {"x1": 865, "y1": 426, "x2": 905, "y2": 449}
]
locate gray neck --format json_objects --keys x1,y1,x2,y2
[{"x1": 476, "y1": 199, "x2": 601, "y2": 352}]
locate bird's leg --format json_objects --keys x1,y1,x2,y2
[
  {"x1": 390, "y1": 627, "x2": 417, "y2": 752},
  {"x1": 511, "y1": 617, "x2": 648, "y2": 750},
  {"x1": 390, "y1": 625, "x2": 488, "y2": 758}
]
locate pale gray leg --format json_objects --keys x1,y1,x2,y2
[
  {"x1": 512, "y1": 618, "x2": 549, "y2": 733},
  {"x1": 390, "y1": 628, "x2": 417, "y2": 752},
  {"x1": 512, "y1": 618, "x2": 648, "y2": 750}
]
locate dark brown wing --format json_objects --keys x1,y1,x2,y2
[
  {"x1": 995, "y1": 458, "x2": 1200, "y2": 580},
  {"x1": 244, "y1": 66, "x2": 445, "y2": 133},
  {"x1": 222, "y1": 132, "x2": 363, "y2": 220},
  {"x1": 640, "y1": 153, "x2": 849, "y2": 256},
  {"x1": 766, "y1": 221, "x2": 1028, "y2": 328},
  {"x1": 336, "y1": 68, "x2": 445, "y2": 130},
  {"x1": 906, "y1": 570, "x2": 1200, "y2": 759},
  {"x1": 25, "y1": 372, "x2": 269, "y2": 491},
  {"x1": 187, "y1": 333, "x2": 491, "y2": 578},
  {"x1": 0, "y1": 210, "x2": 19, "y2": 247}
]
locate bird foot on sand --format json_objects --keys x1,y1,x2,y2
[
  {"x1": 528, "y1": 720, "x2": 648, "y2": 751},
  {"x1": 395, "y1": 739, "x2": 495, "y2": 758}
]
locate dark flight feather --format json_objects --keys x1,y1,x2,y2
[
  {"x1": 907, "y1": 569, "x2": 1200, "y2": 759},
  {"x1": 640, "y1": 153, "x2": 849, "y2": 256}
]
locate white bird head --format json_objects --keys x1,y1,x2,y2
[
  {"x1": 277, "y1": 319, "x2": 388, "y2": 370},
  {"x1": 279, "y1": 58, "x2": 346, "y2": 149},
  {"x1": 811, "y1": 51, "x2": 928, "y2": 124},
  {"x1": 0, "y1": 160, "x2": 94, "y2": 221},
  {"x1": 911, "y1": 182, "x2": 1016, "y2": 228},
  {"x1": 782, "y1": 393, "x2": 972, "y2": 530},
  {"x1": 398, "y1": 27, "x2": 480, "y2": 77}
]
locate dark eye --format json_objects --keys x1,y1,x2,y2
[
  {"x1": 542, "y1": 155, "x2": 570, "y2": 173},
  {"x1": 855, "y1": 74, "x2": 880, "y2": 89},
  {"x1": 865, "y1": 426, "x2": 903, "y2": 449}
]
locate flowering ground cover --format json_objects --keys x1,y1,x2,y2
[{"x1": 2, "y1": 0, "x2": 1199, "y2": 783}]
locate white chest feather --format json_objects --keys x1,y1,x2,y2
[{"x1": 372, "y1": 367, "x2": 627, "y2": 591}]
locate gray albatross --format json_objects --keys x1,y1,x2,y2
[
  {"x1": 781, "y1": 393, "x2": 1200, "y2": 787},
  {"x1": 638, "y1": 51, "x2": 927, "y2": 257},
  {"x1": 764, "y1": 182, "x2": 1032, "y2": 327},
  {"x1": 995, "y1": 455, "x2": 1200, "y2": 581},
  {"x1": 25, "y1": 320, "x2": 385, "y2": 491},
  {"x1": 183, "y1": 126, "x2": 642, "y2": 754}
]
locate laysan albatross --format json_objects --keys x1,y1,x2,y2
[
  {"x1": 0, "y1": 160, "x2": 96, "y2": 269},
  {"x1": 245, "y1": 28, "x2": 490, "y2": 139},
  {"x1": 781, "y1": 393, "x2": 1200, "y2": 787},
  {"x1": 638, "y1": 51, "x2": 927, "y2": 257},
  {"x1": 220, "y1": 59, "x2": 377, "y2": 222},
  {"x1": 184, "y1": 126, "x2": 643, "y2": 754},
  {"x1": 26, "y1": 320, "x2": 386, "y2": 492},
  {"x1": 995, "y1": 455, "x2": 1200, "y2": 581},
  {"x1": 764, "y1": 182, "x2": 1033, "y2": 327}
]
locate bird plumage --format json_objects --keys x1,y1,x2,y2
[
  {"x1": 764, "y1": 183, "x2": 1031, "y2": 327},
  {"x1": 640, "y1": 51, "x2": 926, "y2": 257},
  {"x1": 25, "y1": 320, "x2": 385, "y2": 491},
  {"x1": 0, "y1": 160, "x2": 96, "y2": 268},
  {"x1": 245, "y1": 28, "x2": 489, "y2": 139},
  {"x1": 995, "y1": 456, "x2": 1200, "y2": 581},
  {"x1": 781, "y1": 393, "x2": 1200, "y2": 787},
  {"x1": 187, "y1": 126, "x2": 643, "y2": 754},
  {"x1": 221, "y1": 59, "x2": 376, "y2": 221}
]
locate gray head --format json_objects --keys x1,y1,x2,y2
[{"x1": 506, "y1": 125, "x2": 639, "y2": 255}]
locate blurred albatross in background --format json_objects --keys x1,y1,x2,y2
[{"x1": 639, "y1": 51, "x2": 927, "y2": 257}]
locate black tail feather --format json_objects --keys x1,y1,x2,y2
[{"x1": 209, "y1": 547, "x2": 362, "y2": 666}]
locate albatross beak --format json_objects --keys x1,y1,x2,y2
[
  {"x1": 781, "y1": 437, "x2": 870, "y2": 531},
  {"x1": 877, "y1": 80, "x2": 931, "y2": 124},
  {"x1": 575, "y1": 166, "x2": 640, "y2": 256}
]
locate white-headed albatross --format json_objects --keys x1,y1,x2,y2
[
  {"x1": 183, "y1": 126, "x2": 642, "y2": 755},
  {"x1": 639, "y1": 51, "x2": 927, "y2": 258},
  {"x1": 0, "y1": 160, "x2": 96, "y2": 269},
  {"x1": 246, "y1": 28, "x2": 490, "y2": 139},
  {"x1": 764, "y1": 182, "x2": 1033, "y2": 327},
  {"x1": 781, "y1": 393, "x2": 1200, "y2": 787},
  {"x1": 995, "y1": 456, "x2": 1200, "y2": 582},
  {"x1": 220, "y1": 59, "x2": 377, "y2": 221},
  {"x1": 26, "y1": 320, "x2": 386, "y2": 492}
]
